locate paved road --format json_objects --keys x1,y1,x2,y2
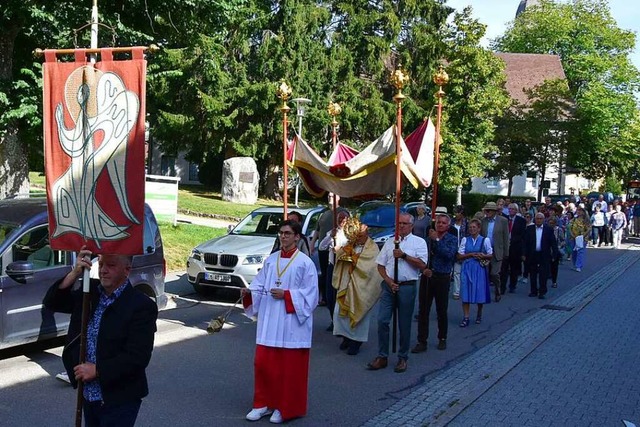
[{"x1": 364, "y1": 242, "x2": 640, "y2": 427}]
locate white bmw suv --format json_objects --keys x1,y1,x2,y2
[{"x1": 186, "y1": 206, "x2": 325, "y2": 294}]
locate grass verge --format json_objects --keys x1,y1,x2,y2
[{"x1": 159, "y1": 223, "x2": 227, "y2": 272}]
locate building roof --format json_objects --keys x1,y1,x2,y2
[
  {"x1": 516, "y1": 0, "x2": 540, "y2": 17},
  {"x1": 495, "y1": 52, "x2": 567, "y2": 106}
]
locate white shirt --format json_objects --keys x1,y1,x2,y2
[
  {"x1": 319, "y1": 229, "x2": 348, "y2": 265},
  {"x1": 535, "y1": 226, "x2": 543, "y2": 251},
  {"x1": 245, "y1": 250, "x2": 318, "y2": 348},
  {"x1": 458, "y1": 236, "x2": 493, "y2": 255},
  {"x1": 376, "y1": 233, "x2": 428, "y2": 282}
]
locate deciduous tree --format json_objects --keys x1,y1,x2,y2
[{"x1": 493, "y1": 0, "x2": 640, "y2": 182}]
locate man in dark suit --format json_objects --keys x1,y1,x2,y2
[
  {"x1": 523, "y1": 213, "x2": 560, "y2": 299},
  {"x1": 44, "y1": 246, "x2": 158, "y2": 427},
  {"x1": 500, "y1": 203, "x2": 527, "y2": 294}
]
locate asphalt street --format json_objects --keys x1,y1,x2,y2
[{"x1": 0, "y1": 239, "x2": 638, "y2": 426}]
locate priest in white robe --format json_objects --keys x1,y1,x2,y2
[
  {"x1": 242, "y1": 219, "x2": 318, "y2": 424},
  {"x1": 332, "y1": 219, "x2": 381, "y2": 355}
]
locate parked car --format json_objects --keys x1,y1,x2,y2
[
  {"x1": 0, "y1": 198, "x2": 167, "y2": 350},
  {"x1": 186, "y1": 206, "x2": 325, "y2": 294},
  {"x1": 353, "y1": 201, "x2": 424, "y2": 248}
]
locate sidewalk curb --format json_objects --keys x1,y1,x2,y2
[{"x1": 362, "y1": 249, "x2": 640, "y2": 427}]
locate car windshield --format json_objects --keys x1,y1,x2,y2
[
  {"x1": 0, "y1": 222, "x2": 19, "y2": 247},
  {"x1": 354, "y1": 203, "x2": 397, "y2": 228},
  {"x1": 231, "y1": 211, "x2": 307, "y2": 236}
]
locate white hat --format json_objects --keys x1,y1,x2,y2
[{"x1": 435, "y1": 206, "x2": 448, "y2": 214}]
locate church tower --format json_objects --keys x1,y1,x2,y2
[{"x1": 516, "y1": 0, "x2": 540, "y2": 17}]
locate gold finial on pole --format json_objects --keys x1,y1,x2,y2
[
  {"x1": 389, "y1": 65, "x2": 408, "y2": 355},
  {"x1": 391, "y1": 67, "x2": 410, "y2": 103},
  {"x1": 276, "y1": 81, "x2": 292, "y2": 214},
  {"x1": 277, "y1": 81, "x2": 292, "y2": 114},
  {"x1": 431, "y1": 65, "x2": 449, "y2": 220},
  {"x1": 327, "y1": 102, "x2": 342, "y2": 130}
]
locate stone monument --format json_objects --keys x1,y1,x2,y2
[{"x1": 221, "y1": 157, "x2": 259, "y2": 204}]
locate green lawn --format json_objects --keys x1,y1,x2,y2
[
  {"x1": 177, "y1": 185, "x2": 281, "y2": 219},
  {"x1": 159, "y1": 223, "x2": 227, "y2": 272}
]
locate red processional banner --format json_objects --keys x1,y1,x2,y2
[{"x1": 43, "y1": 48, "x2": 147, "y2": 255}]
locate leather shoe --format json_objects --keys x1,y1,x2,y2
[
  {"x1": 366, "y1": 357, "x2": 388, "y2": 370},
  {"x1": 411, "y1": 342, "x2": 427, "y2": 353},
  {"x1": 538, "y1": 294, "x2": 546, "y2": 300},
  {"x1": 394, "y1": 359, "x2": 407, "y2": 373},
  {"x1": 347, "y1": 341, "x2": 362, "y2": 355},
  {"x1": 437, "y1": 339, "x2": 447, "y2": 350},
  {"x1": 508, "y1": 288, "x2": 515, "y2": 294},
  {"x1": 339, "y1": 337, "x2": 351, "y2": 350},
  {"x1": 528, "y1": 292, "x2": 538, "y2": 297}
]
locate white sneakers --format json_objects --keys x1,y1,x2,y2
[
  {"x1": 55, "y1": 372, "x2": 71, "y2": 384},
  {"x1": 246, "y1": 407, "x2": 282, "y2": 423},
  {"x1": 246, "y1": 407, "x2": 272, "y2": 421},
  {"x1": 269, "y1": 410, "x2": 283, "y2": 424}
]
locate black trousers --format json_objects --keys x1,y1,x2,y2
[
  {"x1": 325, "y1": 263, "x2": 336, "y2": 320},
  {"x1": 318, "y1": 249, "x2": 329, "y2": 302},
  {"x1": 528, "y1": 252, "x2": 550, "y2": 296},
  {"x1": 416, "y1": 272, "x2": 450, "y2": 342},
  {"x1": 550, "y1": 257, "x2": 559, "y2": 284},
  {"x1": 500, "y1": 251, "x2": 522, "y2": 293}
]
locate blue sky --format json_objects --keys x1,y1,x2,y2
[{"x1": 445, "y1": 0, "x2": 640, "y2": 69}]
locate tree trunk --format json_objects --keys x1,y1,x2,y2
[
  {"x1": 537, "y1": 164, "x2": 547, "y2": 202},
  {"x1": 507, "y1": 175, "x2": 513, "y2": 197},
  {"x1": 0, "y1": 128, "x2": 30, "y2": 199},
  {"x1": 263, "y1": 164, "x2": 282, "y2": 201},
  {"x1": 456, "y1": 185, "x2": 462, "y2": 206},
  {"x1": 0, "y1": 24, "x2": 30, "y2": 199}
]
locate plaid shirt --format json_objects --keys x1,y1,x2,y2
[{"x1": 84, "y1": 282, "x2": 129, "y2": 402}]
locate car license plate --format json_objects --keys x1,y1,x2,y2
[{"x1": 205, "y1": 273, "x2": 231, "y2": 282}]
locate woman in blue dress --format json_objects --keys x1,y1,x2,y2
[{"x1": 457, "y1": 219, "x2": 493, "y2": 327}]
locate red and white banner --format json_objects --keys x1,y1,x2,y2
[{"x1": 43, "y1": 48, "x2": 147, "y2": 255}]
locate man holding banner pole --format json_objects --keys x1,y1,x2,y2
[
  {"x1": 367, "y1": 213, "x2": 428, "y2": 373},
  {"x1": 44, "y1": 246, "x2": 158, "y2": 426}
]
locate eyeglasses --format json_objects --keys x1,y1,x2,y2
[
  {"x1": 277, "y1": 231, "x2": 295, "y2": 237},
  {"x1": 398, "y1": 222, "x2": 412, "y2": 225}
]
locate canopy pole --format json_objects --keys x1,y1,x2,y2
[
  {"x1": 390, "y1": 67, "x2": 409, "y2": 354},
  {"x1": 277, "y1": 82, "x2": 292, "y2": 215},
  {"x1": 328, "y1": 102, "x2": 342, "y2": 241},
  {"x1": 430, "y1": 66, "x2": 449, "y2": 219}
]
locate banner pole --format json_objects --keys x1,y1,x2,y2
[
  {"x1": 390, "y1": 67, "x2": 408, "y2": 354},
  {"x1": 75, "y1": 2, "x2": 99, "y2": 426}
]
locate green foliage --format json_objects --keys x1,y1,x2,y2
[
  {"x1": 493, "y1": 0, "x2": 640, "y2": 181},
  {"x1": 602, "y1": 173, "x2": 623, "y2": 195},
  {"x1": 438, "y1": 7, "x2": 511, "y2": 189},
  {"x1": 5, "y1": 0, "x2": 517, "y2": 203}
]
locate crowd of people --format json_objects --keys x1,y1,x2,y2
[{"x1": 44, "y1": 193, "x2": 636, "y2": 425}]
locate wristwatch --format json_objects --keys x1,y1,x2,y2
[{"x1": 401, "y1": 253, "x2": 407, "y2": 259}]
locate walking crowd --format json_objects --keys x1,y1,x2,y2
[
  {"x1": 237, "y1": 193, "x2": 637, "y2": 423},
  {"x1": 45, "y1": 193, "x2": 637, "y2": 425}
]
